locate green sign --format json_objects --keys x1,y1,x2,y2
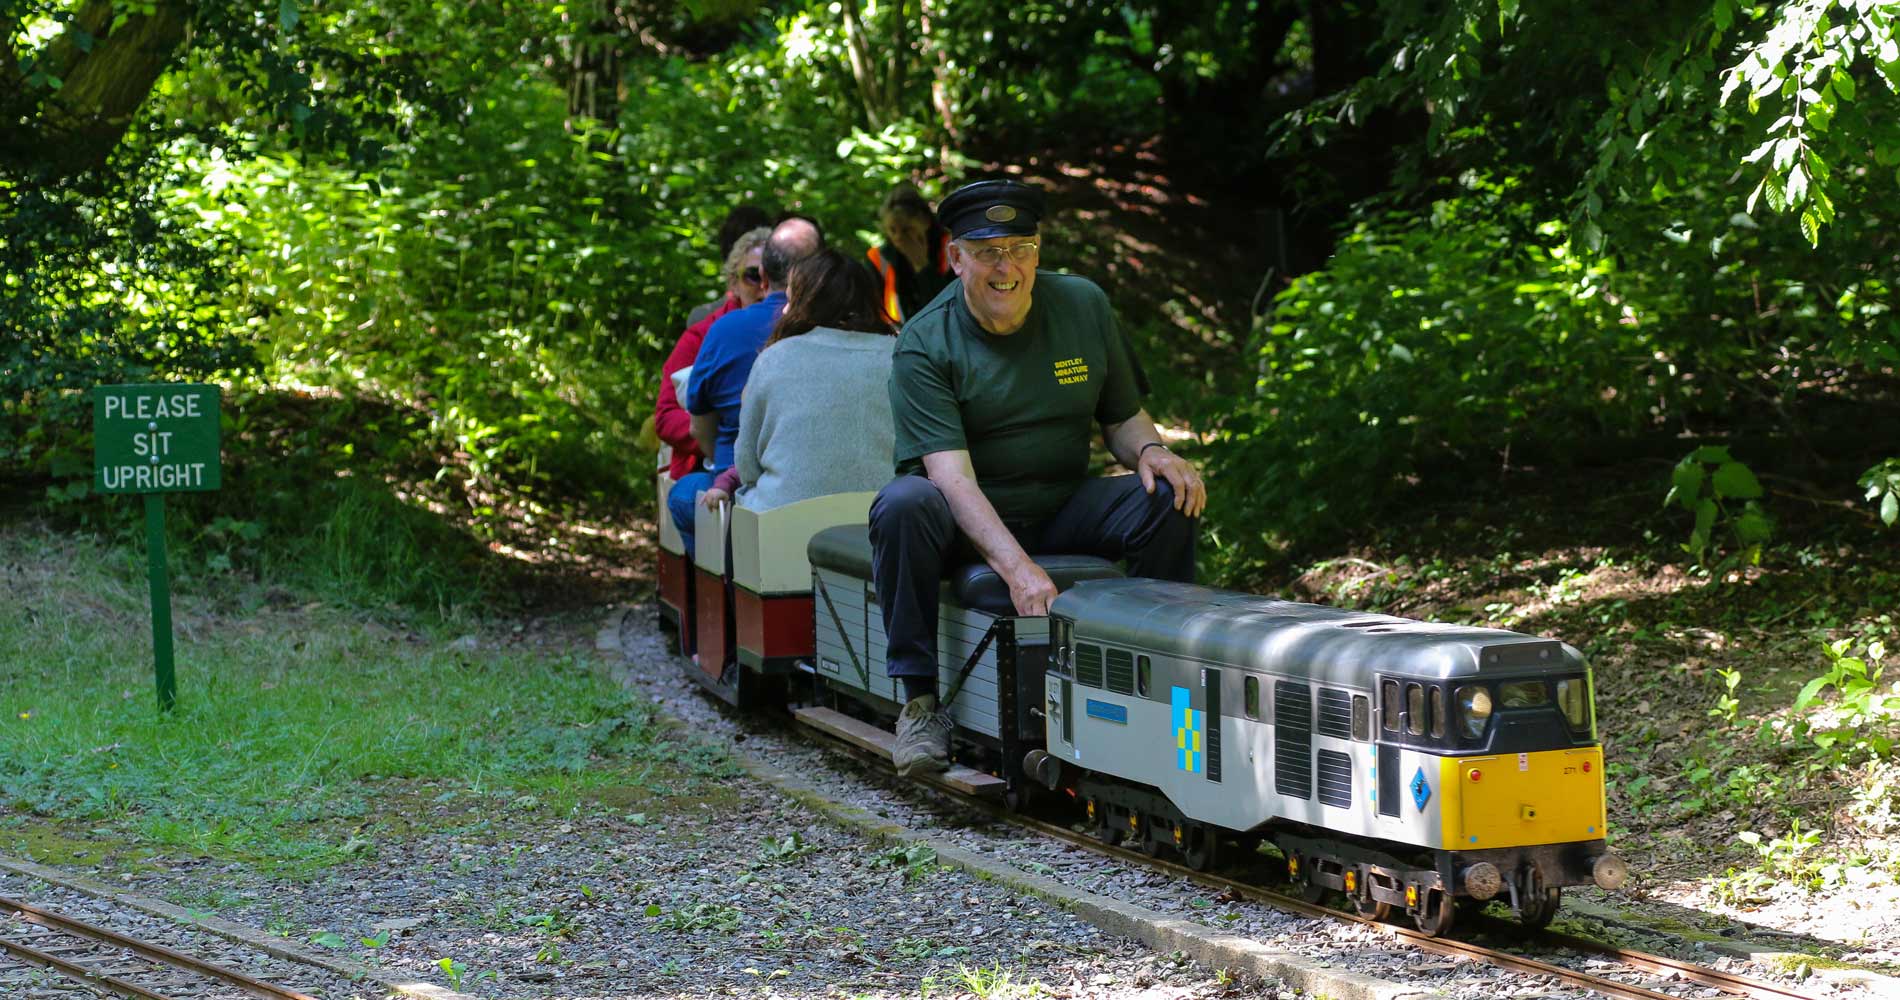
[
  {"x1": 93, "y1": 384, "x2": 222, "y2": 493},
  {"x1": 92, "y1": 383, "x2": 223, "y2": 714}
]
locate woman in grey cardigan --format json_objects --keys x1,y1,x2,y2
[{"x1": 702, "y1": 248, "x2": 897, "y2": 511}]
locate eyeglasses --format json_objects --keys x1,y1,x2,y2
[
  {"x1": 741, "y1": 266, "x2": 763, "y2": 285},
  {"x1": 959, "y1": 241, "x2": 1039, "y2": 266}
]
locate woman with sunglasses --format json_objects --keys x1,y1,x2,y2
[
  {"x1": 700, "y1": 247, "x2": 897, "y2": 512},
  {"x1": 654, "y1": 226, "x2": 771, "y2": 482}
]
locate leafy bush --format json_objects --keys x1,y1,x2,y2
[{"x1": 1207, "y1": 183, "x2": 1646, "y2": 557}]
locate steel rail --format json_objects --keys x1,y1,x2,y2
[
  {"x1": 1, "y1": 894, "x2": 320, "y2": 1000},
  {"x1": 794, "y1": 722, "x2": 1826, "y2": 1000},
  {"x1": 0, "y1": 932, "x2": 174, "y2": 1000}
]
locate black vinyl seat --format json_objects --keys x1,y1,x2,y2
[{"x1": 808, "y1": 525, "x2": 1123, "y2": 617}]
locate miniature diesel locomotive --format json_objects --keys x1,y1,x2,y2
[
  {"x1": 1042, "y1": 578, "x2": 1627, "y2": 934},
  {"x1": 654, "y1": 469, "x2": 1627, "y2": 936}
]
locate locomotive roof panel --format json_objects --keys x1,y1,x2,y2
[{"x1": 1052, "y1": 579, "x2": 1584, "y2": 683}]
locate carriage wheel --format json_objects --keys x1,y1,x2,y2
[{"x1": 1412, "y1": 888, "x2": 1456, "y2": 937}]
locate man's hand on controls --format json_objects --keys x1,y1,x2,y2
[
  {"x1": 1137, "y1": 442, "x2": 1206, "y2": 518},
  {"x1": 1005, "y1": 560, "x2": 1060, "y2": 617}
]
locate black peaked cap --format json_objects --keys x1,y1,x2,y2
[{"x1": 937, "y1": 179, "x2": 1045, "y2": 240}]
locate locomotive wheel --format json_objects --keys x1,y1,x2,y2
[
  {"x1": 1135, "y1": 815, "x2": 1165, "y2": 857},
  {"x1": 1411, "y1": 889, "x2": 1456, "y2": 937},
  {"x1": 1180, "y1": 825, "x2": 1219, "y2": 872},
  {"x1": 1516, "y1": 886, "x2": 1562, "y2": 930}
]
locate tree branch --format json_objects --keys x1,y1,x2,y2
[{"x1": 10, "y1": 0, "x2": 192, "y2": 179}]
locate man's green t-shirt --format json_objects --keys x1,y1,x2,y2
[{"x1": 890, "y1": 271, "x2": 1148, "y2": 524}]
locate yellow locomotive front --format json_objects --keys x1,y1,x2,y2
[{"x1": 1379, "y1": 668, "x2": 1628, "y2": 929}]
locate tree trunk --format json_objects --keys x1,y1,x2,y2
[
  {"x1": 3, "y1": 0, "x2": 192, "y2": 178},
  {"x1": 565, "y1": 0, "x2": 623, "y2": 128},
  {"x1": 838, "y1": 0, "x2": 889, "y2": 130},
  {"x1": 918, "y1": 0, "x2": 958, "y2": 145}
]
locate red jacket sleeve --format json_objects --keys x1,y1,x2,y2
[{"x1": 655, "y1": 324, "x2": 706, "y2": 455}]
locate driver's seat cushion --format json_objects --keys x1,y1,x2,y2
[{"x1": 808, "y1": 525, "x2": 1123, "y2": 616}]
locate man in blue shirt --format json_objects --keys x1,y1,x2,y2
[{"x1": 667, "y1": 216, "x2": 825, "y2": 555}]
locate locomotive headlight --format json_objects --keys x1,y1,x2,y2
[{"x1": 1457, "y1": 685, "x2": 1493, "y2": 739}]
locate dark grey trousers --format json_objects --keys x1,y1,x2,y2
[{"x1": 868, "y1": 474, "x2": 1197, "y2": 679}]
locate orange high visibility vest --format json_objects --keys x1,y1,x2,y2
[{"x1": 867, "y1": 233, "x2": 953, "y2": 326}]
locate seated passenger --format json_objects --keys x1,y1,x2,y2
[
  {"x1": 687, "y1": 203, "x2": 771, "y2": 327},
  {"x1": 698, "y1": 248, "x2": 897, "y2": 512},
  {"x1": 667, "y1": 216, "x2": 825, "y2": 555},
  {"x1": 656, "y1": 226, "x2": 771, "y2": 481},
  {"x1": 865, "y1": 182, "x2": 953, "y2": 326}
]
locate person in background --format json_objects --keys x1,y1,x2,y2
[
  {"x1": 699, "y1": 247, "x2": 896, "y2": 512},
  {"x1": 655, "y1": 226, "x2": 770, "y2": 483},
  {"x1": 688, "y1": 204, "x2": 771, "y2": 327},
  {"x1": 865, "y1": 183, "x2": 952, "y2": 327},
  {"x1": 667, "y1": 216, "x2": 825, "y2": 554}
]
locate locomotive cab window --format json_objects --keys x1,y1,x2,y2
[
  {"x1": 1351, "y1": 695, "x2": 1371, "y2": 741},
  {"x1": 1500, "y1": 679, "x2": 1549, "y2": 707},
  {"x1": 1457, "y1": 684, "x2": 1493, "y2": 740},
  {"x1": 1555, "y1": 675, "x2": 1592, "y2": 735},
  {"x1": 1405, "y1": 683, "x2": 1425, "y2": 736},
  {"x1": 1429, "y1": 686, "x2": 1446, "y2": 739},
  {"x1": 1244, "y1": 676, "x2": 1261, "y2": 719},
  {"x1": 1381, "y1": 680, "x2": 1400, "y2": 733}
]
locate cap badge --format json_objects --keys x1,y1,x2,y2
[{"x1": 984, "y1": 205, "x2": 1018, "y2": 223}]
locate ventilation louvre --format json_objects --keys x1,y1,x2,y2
[
  {"x1": 1105, "y1": 648, "x2": 1134, "y2": 695},
  {"x1": 1075, "y1": 643, "x2": 1104, "y2": 688},
  {"x1": 1274, "y1": 681, "x2": 1312, "y2": 799},
  {"x1": 1316, "y1": 688, "x2": 1354, "y2": 740},
  {"x1": 1316, "y1": 749, "x2": 1353, "y2": 808}
]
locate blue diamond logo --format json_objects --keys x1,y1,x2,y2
[{"x1": 1410, "y1": 766, "x2": 1431, "y2": 811}]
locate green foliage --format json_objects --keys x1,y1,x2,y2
[
  {"x1": 1664, "y1": 445, "x2": 1771, "y2": 567},
  {"x1": 1792, "y1": 637, "x2": 1898, "y2": 762},
  {"x1": 1709, "y1": 667, "x2": 1744, "y2": 726},
  {"x1": 873, "y1": 841, "x2": 941, "y2": 884},
  {"x1": 1210, "y1": 183, "x2": 1639, "y2": 547},
  {"x1": 1735, "y1": 820, "x2": 1827, "y2": 891},
  {"x1": 1861, "y1": 459, "x2": 1900, "y2": 527}
]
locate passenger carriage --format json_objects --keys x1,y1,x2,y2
[
  {"x1": 677, "y1": 488, "x2": 876, "y2": 706},
  {"x1": 653, "y1": 448, "x2": 694, "y2": 656}
]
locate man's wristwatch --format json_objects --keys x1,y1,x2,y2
[{"x1": 1138, "y1": 441, "x2": 1169, "y2": 460}]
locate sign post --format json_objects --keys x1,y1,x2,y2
[{"x1": 93, "y1": 384, "x2": 222, "y2": 713}]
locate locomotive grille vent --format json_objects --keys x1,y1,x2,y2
[
  {"x1": 1105, "y1": 648, "x2": 1135, "y2": 695},
  {"x1": 1274, "y1": 681, "x2": 1313, "y2": 799},
  {"x1": 1205, "y1": 668, "x2": 1223, "y2": 783},
  {"x1": 1316, "y1": 688, "x2": 1354, "y2": 740},
  {"x1": 1316, "y1": 749, "x2": 1353, "y2": 808},
  {"x1": 1075, "y1": 643, "x2": 1104, "y2": 688}
]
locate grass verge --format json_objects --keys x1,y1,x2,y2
[{"x1": 0, "y1": 521, "x2": 730, "y2": 872}]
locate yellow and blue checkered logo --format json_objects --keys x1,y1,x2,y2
[{"x1": 1172, "y1": 686, "x2": 1203, "y2": 773}]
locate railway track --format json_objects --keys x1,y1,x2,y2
[
  {"x1": 0, "y1": 895, "x2": 319, "y2": 1000},
  {"x1": 791, "y1": 713, "x2": 1829, "y2": 1000}
]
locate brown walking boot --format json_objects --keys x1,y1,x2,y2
[{"x1": 892, "y1": 693, "x2": 951, "y2": 776}]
